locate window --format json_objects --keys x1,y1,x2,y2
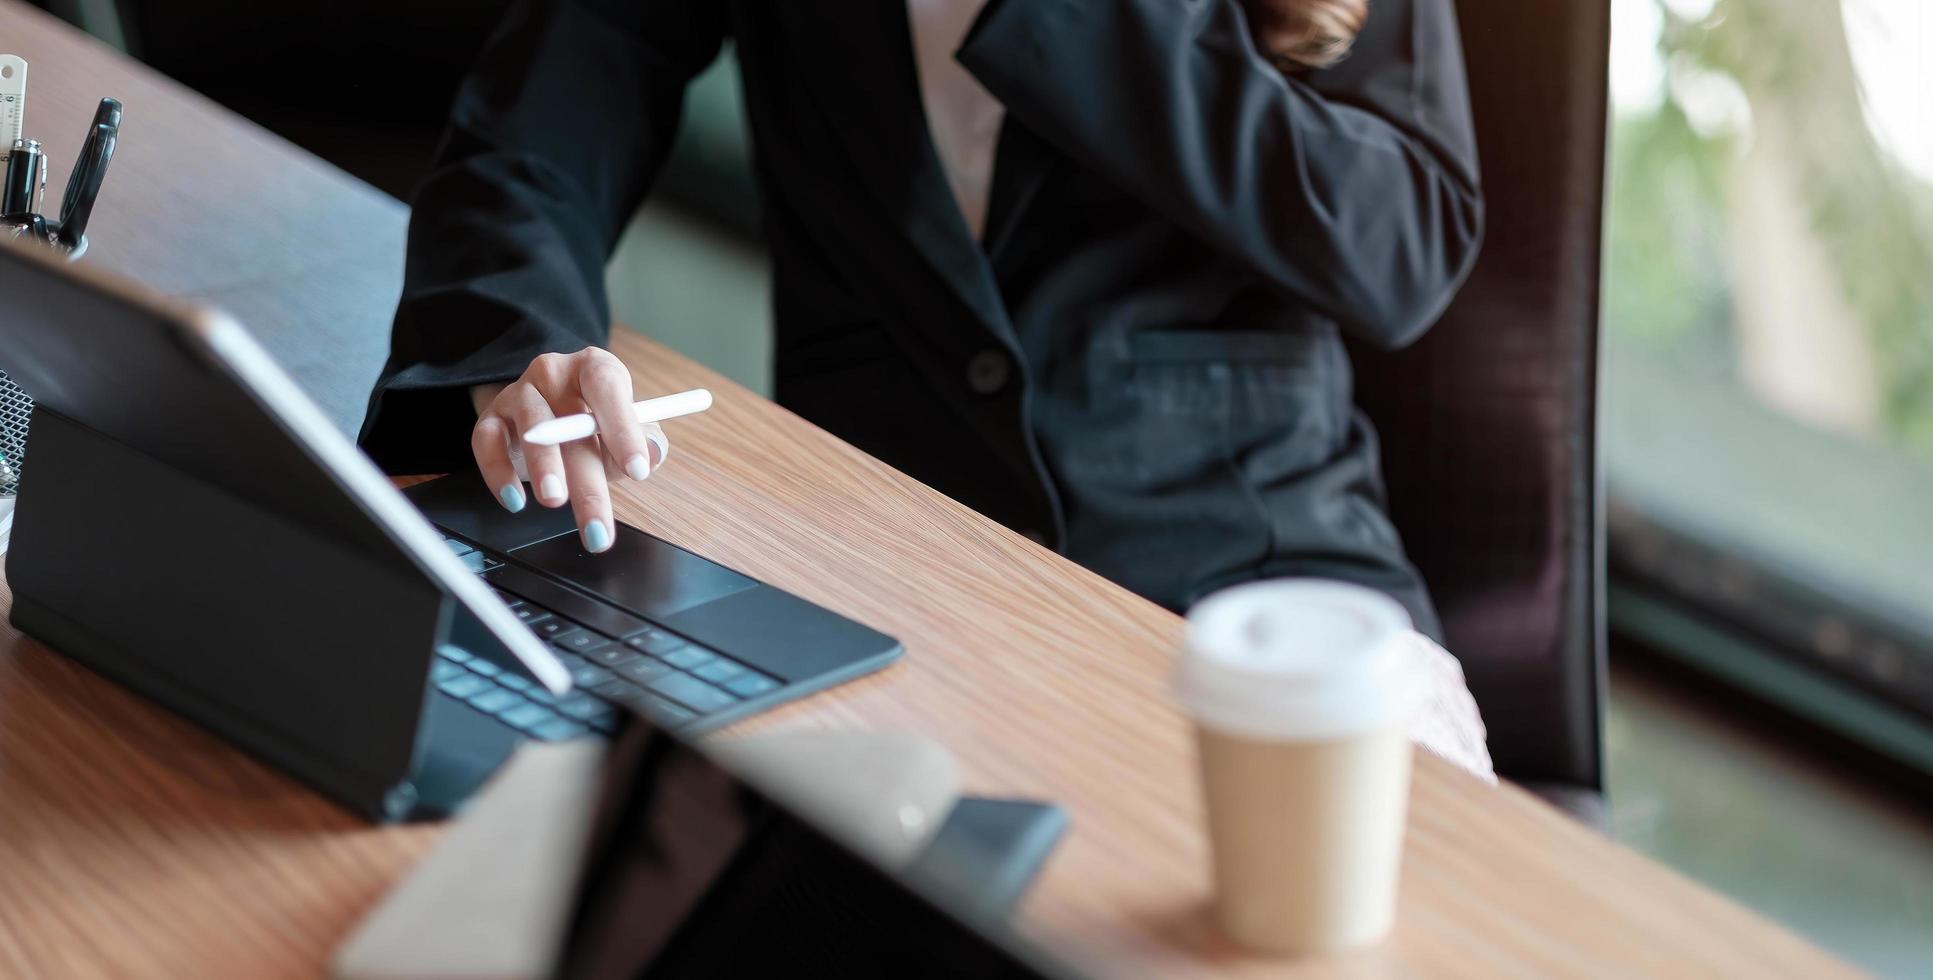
[{"x1": 1604, "y1": 0, "x2": 1933, "y2": 760}]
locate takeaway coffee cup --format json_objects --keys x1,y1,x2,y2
[{"x1": 1173, "y1": 580, "x2": 1424, "y2": 954}]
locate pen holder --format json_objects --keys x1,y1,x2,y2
[
  {"x1": 0, "y1": 368, "x2": 25, "y2": 498},
  {"x1": 1, "y1": 95, "x2": 121, "y2": 508},
  {"x1": 0, "y1": 234, "x2": 82, "y2": 504},
  {"x1": 0, "y1": 220, "x2": 84, "y2": 258}
]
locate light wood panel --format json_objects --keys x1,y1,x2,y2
[{"x1": 0, "y1": 3, "x2": 1859, "y2": 977}]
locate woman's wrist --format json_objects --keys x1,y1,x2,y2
[{"x1": 470, "y1": 382, "x2": 509, "y2": 416}]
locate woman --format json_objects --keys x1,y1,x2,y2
[{"x1": 360, "y1": 0, "x2": 1483, "y2": 643}]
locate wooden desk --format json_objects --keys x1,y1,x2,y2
[{"x1": 0, "y1": 4, "x2": 1857, "y2": 977}]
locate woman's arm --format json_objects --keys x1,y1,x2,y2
[
  {"x1": 357, "y1": 0, "x2": 727, "y2": 474},
  {"x1": 959, "y1": 0, "x2": 1483, "y2": 350}
]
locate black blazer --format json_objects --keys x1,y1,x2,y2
[{"x1": 359, "y1": 0, "x2": 1483, "y2": 637}]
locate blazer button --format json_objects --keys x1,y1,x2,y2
[{"x1": 966, "y1": 349, "x2": 1011, "y2": 395}]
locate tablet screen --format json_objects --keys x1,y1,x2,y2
[{"x1": 556, "y1": 718, "x2": 1071, "y2": 979}]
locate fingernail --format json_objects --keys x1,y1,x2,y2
[
  {"x1": 643, "y1": 424, "x2": 669, "y2": 468},
  {"x1": 583, "y1": 519, "x2": 612, "y2": 553},
  {"x1": 625, "y1": 453, "x2": 652, "y2": 482},
  {"x1": 540, "y1": 474, "x2": 565, "y2": 504},
  {"x1": 497, "y1": 483, "x2": 526, "y2": 513}
]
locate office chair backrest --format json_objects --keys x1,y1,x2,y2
[{"x1": 1348, "y1": 0, "x2": 1610, "y2": 794}]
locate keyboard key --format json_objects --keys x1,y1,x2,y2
[
  {"x1": 624, "y1": 629, "x2": 688, "y2": 656},
  {"x1": 601, "y1": 652, "x2": 650, "y2": 675},
  {"x1": 512, "y1": 606, "x2": 553, "y2": 626},
  {"x1": 535, "y1": 619, "x2": 580, "y2": 641},
  {"x1": 500, "y1": 703, "x2": 558, "y2": 731},
  {"x1": 438, "y1": 647, "x2": 473, "y2": 664},
  {"x1": 557, "y1": 695, "x2": 614, "y2": 723},
  {"x1": 646, "y1": 672, "x2": 738, "y2": 713},
  {"x1": 567, "y1": 663, "x2": 613, "y2": 688},
  {"x1": 524, "y1": 685, "x2": 566, "y2": 705},
  {"x1": 485, "y1": 565, "x2": 655, "y2": 638},
  {"x1": 662, "y1": 647, "x2": 716, "y2": 671},
  {"x1": 693, "y1": 660, "x2": 744, "y2": 684},
  {"x1": 596, "y1": 684, "x2": 662, "y2": 720},
  {"x1": 460, "y1": 551, "x2": 489, "y2": 574},
  {"x1": 464, "y1": 657, "x2": 502, "y2": 678},
  {"x1": 482, "y1": 557, "x2": 504, "y2": 571},
  {"x1": 591, "y1": 678, "x2": 641, "y2": 703},
  {"x1": 617, "y1": 658, "x2": 673, "y2": 684},
  {"x1": 639, "y1": 694, "x2": 699, "y2": 728},
  {"x1": 436, "y1": 674, "x2": 492, "y2": 700},
  {"x1": 497, "y1": 673, "x2": 534, "y2": 693},
  {"x1": 586, "y1": 646, "x2": 637, "y2": 667},
  {"x1": 724, "y1": 673, "x2": 780, "y2": 698},
  {"x1": 431, "y1": 661, "x2": 467, "y2": 683},
  {"x1": 553, "y1": 631, "x2": 615, "y2": 655},
  {"x1": 586, "y1": 711, "x2": 621, "y2": 734},
  {"x1": 468, "y1": 688, "x2": 525, "y2": 715},
  {"x1": 444, "y1": 538, "x2": 476, "y2": 557},
  {"x1": 531, "y1": 719, "x2": 589, "y2": 742}
]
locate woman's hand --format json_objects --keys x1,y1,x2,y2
[{"x1": 470, "y1": 347, "x2": 667, "y2": 553}]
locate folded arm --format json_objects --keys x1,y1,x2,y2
[{"x1": 960, "y1": 0, "x2": 1483, "y2": 349}]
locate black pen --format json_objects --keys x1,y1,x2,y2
[
  {"x1": 55, "y1": 98, "x2": 120, "y2": 248},
  {"x1": 2, "y1": 136, "x2": 41, "y2": 217}
]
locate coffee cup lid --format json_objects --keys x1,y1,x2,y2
[{"x1": 1173, "y1": 580, "x2": 1423, "y2": 740}]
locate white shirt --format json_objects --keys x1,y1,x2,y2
[{"x1": 907, "y1": 0, "x2": 1005, "y2": 240}]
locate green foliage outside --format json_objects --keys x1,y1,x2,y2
[{"x1": 1604, "y1": 0, "x2": 1933, "y2": 461}]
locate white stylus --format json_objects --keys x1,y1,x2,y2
[{"x1": 520, "y1": 388, "x2": 713, "y2": 446}]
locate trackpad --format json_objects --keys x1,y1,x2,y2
[
  {"x1": 511, "y1": 524, "x2": 757, "y2": 620},
  {"x1": 406, "y1": 473, "x2": 577, "y2": 552}
]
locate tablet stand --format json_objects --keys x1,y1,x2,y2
[{"x1": 5, "y1": 409, "x2": 509, "y2": 820}]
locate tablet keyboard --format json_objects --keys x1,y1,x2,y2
[{"x1": 430, "y1": 535, "x2": 782, "y2": 741}]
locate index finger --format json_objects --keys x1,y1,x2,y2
[
  {"x1": 576, "y1": 351, "x2": 654, "y2": 482},
  {"x1": 470, "y1": 412, "x2": 526, "y2": 513}
]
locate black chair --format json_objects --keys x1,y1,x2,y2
[{"x1": 1348, "y1": 0, "x2": 1611, "y2": 820}]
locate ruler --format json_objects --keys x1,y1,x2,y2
[{"x1": 0, "y1": 55, "x2": 25, "y2": 147}]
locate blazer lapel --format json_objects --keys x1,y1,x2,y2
[
  {"x1": 775, "y1": 1, "x2": 1012, "y2": 339},
  {"x1": 980, "y1": 119, "x2": 1058, "y2": 265}
]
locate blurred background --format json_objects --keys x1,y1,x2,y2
[{"x1": 21, "y1": 0, "x2": 1932, "y2": 972}]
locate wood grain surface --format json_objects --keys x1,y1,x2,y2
[{"x1": 0, "y1": 3, "x2": 1859, "y2": 978}]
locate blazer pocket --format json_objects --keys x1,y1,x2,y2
[
  {"x1": 1118, "y1": 328, "x2": 1339, "y2": 482},
  {"x1": 1125, "y1": 328, "x2": 1325, "y2": 367},
  {"x1": 1123, "y1": 330, "x2": 1329, "y2": 425}
]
